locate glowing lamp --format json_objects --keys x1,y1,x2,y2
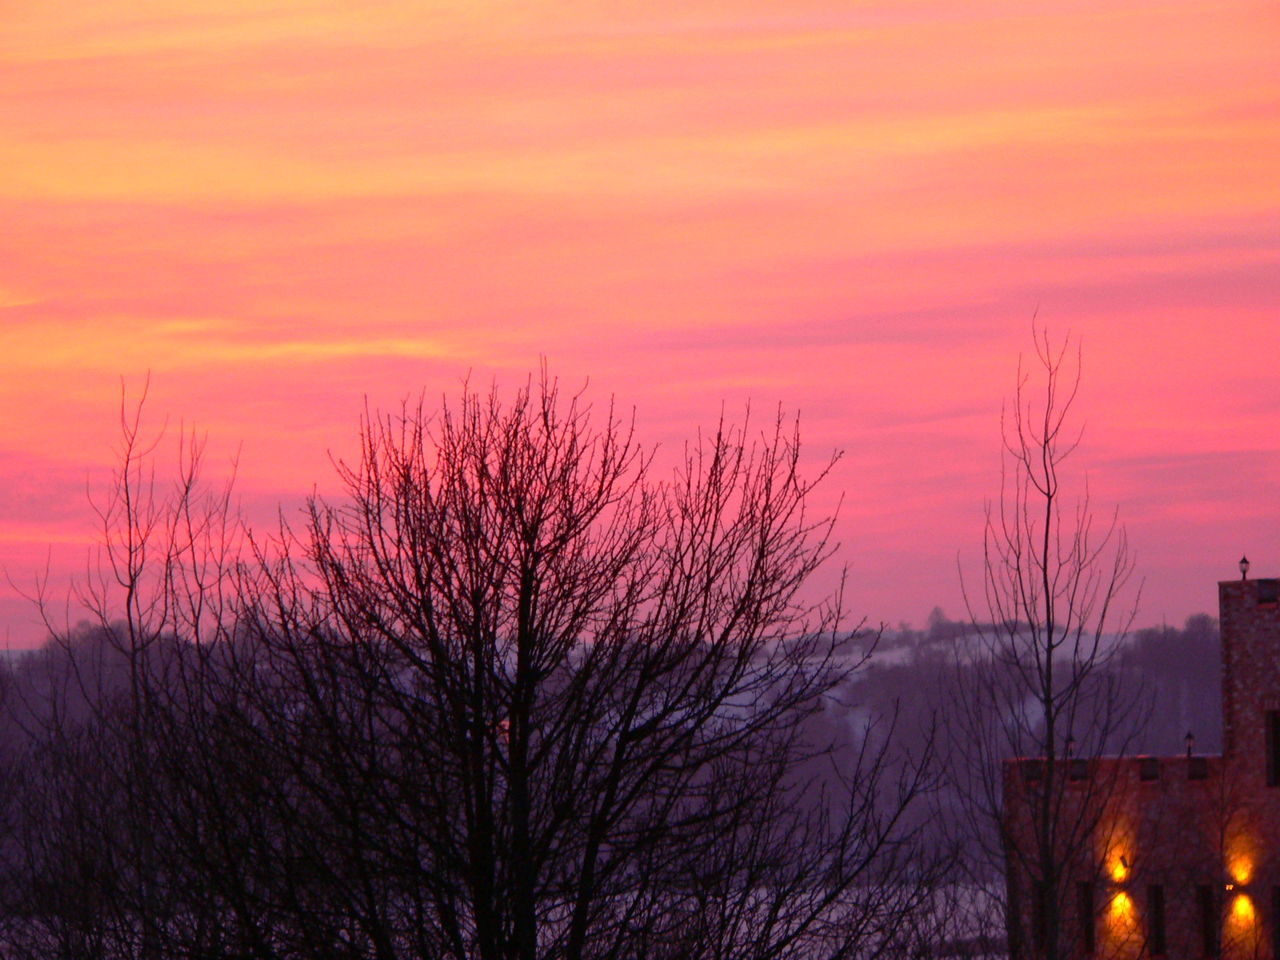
[
  {"x1": 1228, "y1": 856, "x2": 1253, "y2": 886},
  {"x1": 1110, "y1": 855, "x2": 1130, "y2": 884}
]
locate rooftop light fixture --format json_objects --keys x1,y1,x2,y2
[
  {"x1": 1241, "y1": 555, "x2": 1250, "y2": 580},
  {"x1": 1186, "y1": 731, "x2": 1195, "y2": 758}
]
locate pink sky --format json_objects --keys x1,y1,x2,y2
[{"x1": 2, "y1": 0, "x2": 1278, "y2": 646}]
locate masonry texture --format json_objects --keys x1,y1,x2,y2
[{"x1": 1003, "y1": 577, "x2": 1280, "y2": 959}]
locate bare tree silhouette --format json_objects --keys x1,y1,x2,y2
[
  {"x1": 1, "y1": 375, "x2": 949, "y2": 960},
  {"x1": 943, "y1": 329, "x2": 1142, "y2": 960}
]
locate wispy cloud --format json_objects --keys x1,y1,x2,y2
[{"x1": 0, "y1": 0, "x2": 1276, "y2": 640}]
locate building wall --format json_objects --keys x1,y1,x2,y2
[
  {"x1": 1002, "y1": 578, "x2": 1280, "y2": 959},
  {"x1": 1221, "y1": 579, "x2": 1280, "y2": 769}
]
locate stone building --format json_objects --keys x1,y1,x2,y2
[{"x1": 1003, "y1": 575, "x2": 1280, "y2": 958}]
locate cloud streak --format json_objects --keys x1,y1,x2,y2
[{"x1": 0, "y1": 0, "x2": 1277, "y2": 644}]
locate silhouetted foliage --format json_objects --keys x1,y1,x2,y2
[{"x1": 0, "y1": 378, "x2": 949, "y2": 960}]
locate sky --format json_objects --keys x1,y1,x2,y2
[{"x1": 2, "y1": 0, "x2": 1278, "y2": 647}]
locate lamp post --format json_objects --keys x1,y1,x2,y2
[{"x1": 1240, "y1": 555, "x2": 1250, "y2": 580}]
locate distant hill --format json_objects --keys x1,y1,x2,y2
[{"x1": 843, "y1": 610, "x2": 1221, "y2": 759}]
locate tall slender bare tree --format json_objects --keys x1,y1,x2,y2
[{"x1": 944, "y1": 330, "x2": 1142, "y2": 960}]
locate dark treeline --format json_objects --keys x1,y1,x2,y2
[
  {"x1": 781, "y1": 610, "x2": 1223, "y2": 872},
  {"x1": 0, "y1": 605, "x2": 1220, "y2": 959},
  {"x1": 855, "y1": 609, "x2": 1221, "y2": 761}
]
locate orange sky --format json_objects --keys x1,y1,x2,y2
[{"x1": 2, "y1": 0, "x2": 1278, "y2": 645}]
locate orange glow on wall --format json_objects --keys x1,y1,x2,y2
[
  {"x1": 1225, "y1": 893, "x2": 1260, "y2": 954},
  {"x1": 1102, "y1": 888, "x2": 1142, "y2": 956},
  {"x1": 1105, "y1": 843, "x2": 1134, "y2": 884},
  {"x1": 1100, "y1": 811, "x2": 1136, "y2": 892},
  {"x1": 1108, "y1": 891, "x2": 1132, "y2": 917},
  {"x1": 1231, "y1": 894, "x2": 1254, "y2": 922},
  {"x1": 1107, "y1": 890, "x2": 1137, "y2": 934},
  {"x1": 1227, "y1": 839, "x2": 1255, "y2": 886}
]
